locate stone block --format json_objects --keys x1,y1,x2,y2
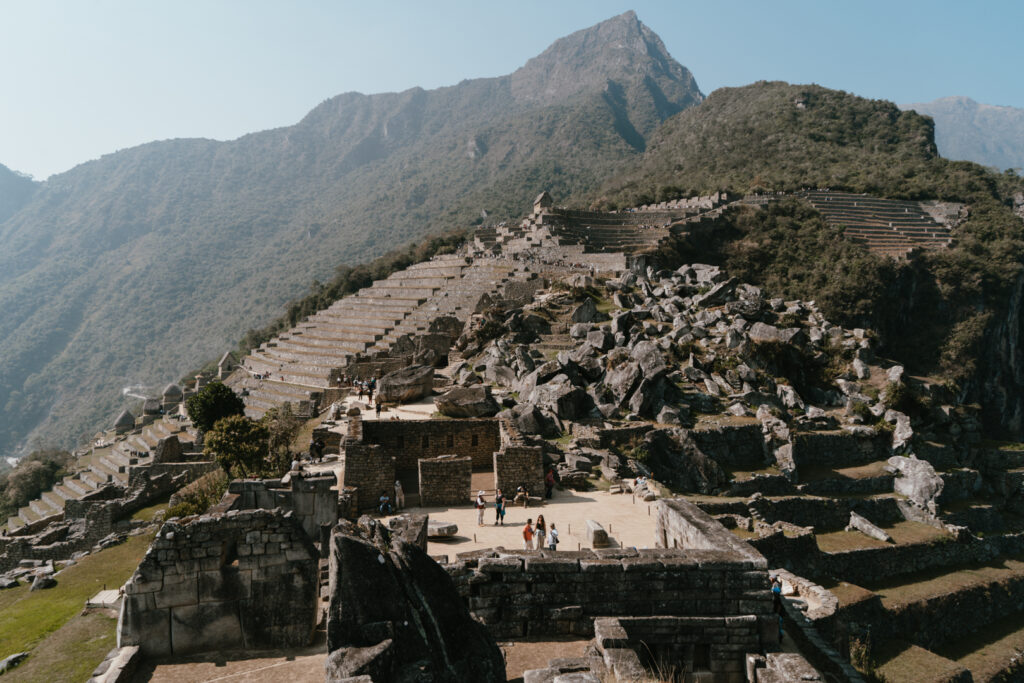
[
  {"x1": 119, "y1": 600, "x2": 171, "y2": 657},
  {"x1": 153, "y1": 574, "x2": 197, "y2": 609},
  {"x1": 170, "y1": 601, "x2": 244, "y2": 654},
  {"x1": 478, "y1": 556, "x2": 523, "y2": 573}
]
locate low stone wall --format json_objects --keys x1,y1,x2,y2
[
  {"x1": 748, "y1": 495, "x2": 904, "y2": 532},
  {"x1": 822, "y1": 532, "x2": 1024, "y2": 586},
  {"x1": 493, "y1": 445, "x2": 544, "y2": 496},
  {"x1": 363, "y1": 419, "x2": 500, "y2": 471},
  {"x1": 118, "y1": 509, "x2": 318, "y2": 657},
  {"x1": 418, "y1": 456, "x2": 472, "y2": 507},
  {"x1": 790, "y1": 431, "x2": 890, "y2": 469},
  {"x1": 226, "y1": 472, "x2": 339, "y2": 543},
  {"x1": 597, "y1": 424, "x2": 652, "y2": 449},
  {"x1": 446, "y1": 545, "x2": 773, "y2": 642},
  {"x1": 594, "y1": 615, "x2": 761, "y2": 682},
  {"x1": 691, "y1": 423, "x2": 767, "y2": 468}
]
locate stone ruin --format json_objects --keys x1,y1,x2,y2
[
  {"x1": 118, "y1": 509, "x2": 319, "y2": 657},
  {"x1": 23, "y1": 188, "x2": 1006, "y2": 681}
]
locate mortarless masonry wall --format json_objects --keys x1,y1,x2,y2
[{"x1": 117, "y1": 509, "x2": 318, "y2": 657}]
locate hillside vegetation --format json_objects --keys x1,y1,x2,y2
[
  {"x1": 0, "y1": 11, "x2": 702, "y2": 457},
  {"x1": 612, "y1": 82, "x2": 1024, "y2": 434}
]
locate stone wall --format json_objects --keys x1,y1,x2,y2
[
  {"x1": 594, "y1": 615, "x2": 761, "y2": 682},
  {"x1": 790, "y1": 431, "x2": 891, "y2": 469},
  {"x1": 362, "y1": 419, "x2": 500, "y2": 471},
  {"x1": 690, "y1": 423, "x2": 767, "y2": 468},
  {"x1": 226, "y1": 472, "x2": 339, "y2": 543},
  {"x1": 118, "y1": 509, "x2": 318, "y2": 657},
  {"x1": 445, "y1": 545, "x2": 773, "y2": 645},
  {"x1": 697, "y1": 495, "x2": 905, "y2": 532},
  {"x1": 339, "y1": 443, "x2": 395, "y2": 512},
  {"x1": 493, "y1": 445, "x2": 544, "y2": 495},
  {"x1": 418, "y1": 455, "x2": 472, "y2": 507},
  {"x1": 654, "y1": 499, "x2": 768, "y2": 567}
]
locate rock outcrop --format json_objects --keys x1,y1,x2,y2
[
  {"x1": 326, "y1": 519, "x2": 505, "y2": 682},
  {"x1": 434, "y1": 386, "x2": 500, "y2": 418},
  {"x1": 377, "y1": 364, "x2": 434, "y2": 404}
]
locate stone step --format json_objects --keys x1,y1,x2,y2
[
  {"x1": 51, "y1": 483, "x2": 80, "y2": 501},
  {"x1": 29, "y1": 497, "x2": 59, "y2": 518},
  {"x1": 79, "y1": 469, "x2": 109, "y2": 489},
  {"x1": 64, "y1": 476, "x2": 96, "y2": 496},
  {"x1": 6, "y1": 516, "x2": 23, "y2": 532},
  {"x1": 18, "y1": 505, "x2": 42, "y2": 525},
  {"x1": 89, "y1": 460, "x2": 124, "y2": 484},
  {"x1": 41, "y1": 489, "x2": 68, "y2": 511}
]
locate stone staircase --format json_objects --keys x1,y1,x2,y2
[{"x1": 3, "y1": 416, "x2": 193, "y2": 533}]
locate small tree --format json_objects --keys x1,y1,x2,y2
[
  {"x1": 186, "y1": 381, "x2": 245, "y2": 433},
  {"x1": 261, "y1": 404, "x2": 303, "y2": 477},
  {"x1": 204, "y1": 415, "x2": 270, "y2": 478}
]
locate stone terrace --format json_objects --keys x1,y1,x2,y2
[
  {"x1": 3, "y1": 414, "x2": 196, "y2": 534},
  {"x1": 228, "y1": 255, "x2": 536, "y2": 418},
  {"x1": 800, "y1": 190, "x2": 957, "y2": 259}
]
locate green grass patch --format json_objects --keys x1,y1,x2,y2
[
  {"x1": 4, "y1": 611, "x2": 117, "y2": 683},
  {"x1": 0, "y1": 531, "x2": 154, "y2": 660},
  {"x1": 130, "y1": 494, "x2": 171, "y2": 522}
]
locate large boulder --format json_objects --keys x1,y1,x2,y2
[
  {"x1": 377, "y1": 364, "x2": 435, "y2": 404},
  {"x1": 325, "y1": 519, "x2": 505, "y2": 682},
  {"x1": 888, "y1": 456, "x2": 944, "y2": 514},
  {"x1": 570, "y1": 298, "x2": 600, "y2": 323},
  {"x1": 434, "y1": 386, "x2": 500, "y2": 418},
  {"x1": 630, "y1": 341, "x2": 667, "y2": 378},
  {"x1": 640, "y1": 428, "x2": 728, "y2": 494},
  {"x1": 530, "y1": 375, "x2": 593, "y2": 421}
]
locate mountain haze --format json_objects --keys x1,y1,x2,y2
[
  {"x1": 0, "y1": 11, "x2": 702, "y2": 457},
  {"x1": 901, "y1": 96, "x2": 1024, "y2": 171}
]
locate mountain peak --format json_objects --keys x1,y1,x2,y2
[{"x1": 510, "y1": 11, "x2": 701, "y2": 108}]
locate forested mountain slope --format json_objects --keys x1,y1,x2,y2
[
  {"x1": 0, "y1": 11, "x2": 702, "y2": 456},
  {"x1": 597, "y1": 82, "x2": 1024, "y2": 436}
]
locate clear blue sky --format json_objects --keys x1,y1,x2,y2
[{"x1": 2, "y1": 0, "x2": 1021, "y2": 179}]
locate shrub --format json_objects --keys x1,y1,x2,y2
[{"x1": 167, "y1": 469, "x2": 229, "y2": 519}]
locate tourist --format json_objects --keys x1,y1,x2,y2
[
  {"x1": 495, "y1": 489, "x2": 506, "y2": 526},
  {"x1": 534, "y1": 514, "x2": 546, "y2": 550},
  {"x1": 375, "y1": 402, "x2": 383, "y2": 419},
  {"x1": 544, "y1": 468, "x2": 555, "y2": 499},
  {"x1": 476, "y1": 490, "x2": 487, "y2": 526},
  {"x1": 771, "y1": 576, "x2": 783, "y2": 614},
  {"x1": 547, "y1": 523, "x2": 559, "y2": 551},
  {"x1": 522, "y1": 518, "x2": 534, "y2": 551},
  {"x1": 378, "y1": 491, "x2": 393, "y2": 515},
  {"x1": 394, "y1": 480, "x2": 404, "y2": 510},
  {"x1": 514, "y1": 483, "x2": 530, "y2": 507}
]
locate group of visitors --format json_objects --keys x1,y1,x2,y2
[
  {"x1": 354, "y1": 377, "x2": 377, "y2": 404},
  {"x1": 521, "y1": 515, "x2": 558, "y2": 551}
]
